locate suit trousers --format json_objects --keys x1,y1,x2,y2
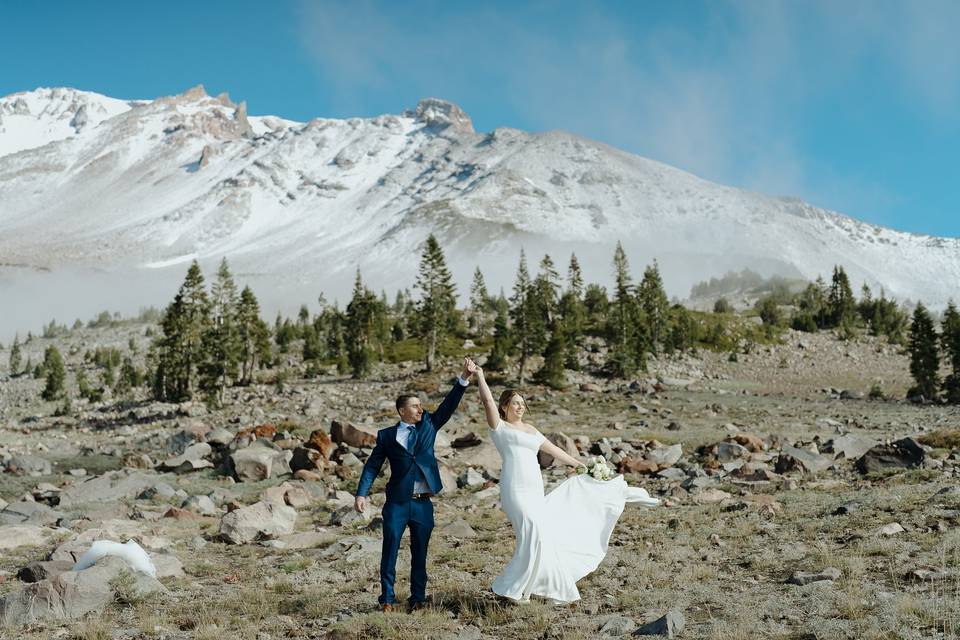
[{"x1": 379, "y1": 496, "x2": 434, "y2": 604}]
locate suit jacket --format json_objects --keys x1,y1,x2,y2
[{"x1": 355, "y1": 381, "x2": 466, "y2": 503}]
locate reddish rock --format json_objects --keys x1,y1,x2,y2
[
  {"x1": 291, "y1": 447, "x2": 324, "y2": 473},
  {"x1": 163, "y1": 507, "x2": 205, "y2": 520},
  {"x1": 293, "y1": 469, "x2": 324, "y2": 482},
  {"x1": 619, "y1": 456, "x2": 660, "y2": 474},
  {"x1": 729, "y1": 433, "x2": 765, "y2": 452},
  {"x1": 330, "y1": 421, "x2": 377, "y2": 449},
  {"x1": 304, "y1": 429, "x2": 334, "y2": 459}
]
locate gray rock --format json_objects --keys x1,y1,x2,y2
[
  {"x1": 230, "y1": 441, "x2": 291, "y2": 481},
  {"x1": 537, "y1": 432, "x2": 580, "y2": 468},
  {"x1": 646, "y1": 444, "x2": 683, "y2": 469},
  {"x1": 856, "y1": 438, "x2": 926, "y2": 474},
  {"x1": 599, "y1": 614, "x2": 637, "y2": 635},
  {"x1": 633, "y1": 611, "x2": 685, "y2": 637},
  {"x1": 329, "y1": 505, "x2": 372, "y2": 527},
  {"x1": 151, "y1": 554, "x2": 185, "y2": 579},
  {"x1": 220, "y1": 500, "x2": 297, "y2": 544},
  {"x1": 6, "y1": 455, "x2": 52, "y2": 476},
  {"x1": 714, "y1": 442, "x2": 750, "y2": 463},
  {"x1": 182, "y1": 495, "x2": 218, "y2": 516},
  {"x1": 0, "y1": 556, "x2": 166, "y2": 625},
  {"x1": 0, "y1": 524, "x2": 54, "y2": 551},
  {"x1": 458, "y1": 467, "x2": 485, "y2": 488},
  {"x1": 58, "y1": 471, "x2": 160, "y2": 507},
  {"x1": 138, "y1": 482, "x2": 177, "y2": 500},
  {"x1": 441, "y1": 518, "x2": 477, "y2": 539},
  {"x1": 657, "y1": 467, "x2": 687, "y2": 482},
  {"x1": 156, "y1": 442, "x2": 213, "y2": 473},
  {"x1": 787, "y1": 567, "x2": 842, "y2": 585},
  {"x1": 775, "y1": 446, "x2": 833, "y2": 474},
  {"x1": 320, "y1": 535, "x2": 381, "y2": 563},
  {"x1": 928, "y1": 486, "x2": 960, "y2": 505},
  {"x1": 206, "y1": 427, "x2": 234, "y2": 446},
  {"x1": 16, "y1": 560, "x2": 73, "y2": 583},
  {"x1": 0, "y1": 501, "x2": 64, "y2": 526},
  {"x1": 827, "y1": 434, "x2": 879, "y2": 460},
  {"x1": 473, "y1": 485, "x2": 500, "y2": 500}
]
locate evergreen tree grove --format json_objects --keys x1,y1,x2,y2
[
  {"x1": 907, "y1": 303, "x2": 939, "y2": 401},
  {"x1": 941, "y1": 301, "x2": 960, "y2": 403},
  {"x1": 41, "y1": 345, "x2": 66, "y2": 401}
]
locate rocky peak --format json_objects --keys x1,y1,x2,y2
[{"x1": 411, "y1": 98, "x2": 473, "y2": 134}]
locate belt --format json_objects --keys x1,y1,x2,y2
[{"x1": 411, "y1": 492, "x2": 433, "y2": 500}]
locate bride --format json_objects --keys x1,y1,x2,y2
[{"x1": 470, "y1": 362, "x2": 659, "y2": 603}]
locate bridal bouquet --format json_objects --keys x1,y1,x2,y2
[{"x1": 577, "y1": 455, "x2": 616, "y2": 481}]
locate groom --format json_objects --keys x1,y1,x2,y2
[{"x1": 354, "y1": 358, "x2": 474, "y2": 612}]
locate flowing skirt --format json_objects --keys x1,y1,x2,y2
[{"x1": 492, "y1": 474, "x2": 659, "y2": 603}]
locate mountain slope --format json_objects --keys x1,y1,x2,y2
[{"x1": 0, "y1": 86, "x2": 957, "y2": 336}]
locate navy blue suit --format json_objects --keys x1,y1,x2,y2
[{"x1": 356, "y1": 380, "x2": 467, "y2": 605}]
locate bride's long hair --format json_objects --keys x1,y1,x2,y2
[{"x1": 497, "y1": 389, "x2": 525, "y2": 419}]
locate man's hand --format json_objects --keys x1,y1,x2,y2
[
  {"x1": 461, "y1": 357, "x2": 477, "y2": 380},
  {"x1": 354, "y1": 496, "x2": 366, "y2": 513}
]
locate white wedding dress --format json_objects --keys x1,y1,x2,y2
[{"x1": 489, "y1": 420, "x2": 659, "y2": 603}]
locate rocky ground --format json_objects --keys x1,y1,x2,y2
[{"x1": 1, "y1": 324, "x2": 959, "y2": 640}]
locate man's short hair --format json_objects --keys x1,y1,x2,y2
[{"x1": 396, "y1": 394, "x2": 420, "y2": 412}]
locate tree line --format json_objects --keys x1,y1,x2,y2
[{"x1": 10, "y1": 236, "x2": 942, "y2": 409}]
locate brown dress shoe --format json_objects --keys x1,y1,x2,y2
[{"x1": 381, "y1": 603, "x2": 394, "y2": 613}]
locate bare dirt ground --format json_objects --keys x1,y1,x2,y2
[{"x1": 1, "y1": 325, "x2": 958, "y2": 640}]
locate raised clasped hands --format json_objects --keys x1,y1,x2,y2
[{"x1": 464, "y1": 357, "x2": 482, "y2": 379}]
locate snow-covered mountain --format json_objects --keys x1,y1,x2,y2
[{"x1": 0, "y1": 85, "x2": 957, "y2": 336}]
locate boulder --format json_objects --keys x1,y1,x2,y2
[
  {"x1": 452, "y1": 432, "x2": 483, "y2": 448},
  {"x1": 219, "y1": 500, "x2": 297, "y2": 544},
  {"x1": 0, "y1": 525, "x2": 54, "y2": 551},
  {"x1": 262, "y1": 482, "x2": 313, "y2": 509},
  {"x1": 458, "y1": 467, "x2": 485, "y2": 488},
  {"x1": 230, "y1": 440, "x2": 292, "y2": 481},
  {"x1": 304, "y1": 429, "x2": 334, "y2": 459},
  {"x1": 290, "y1": 446, "x2": 324, "y2": 473},
  {"x1": 619, "y1": 456, "x2": 660, "y2": 474},
  {"x1": 856, "y1": 438, "x2": 926, "y2": 474},
  {"x1": 441, "y1": 518, "x2": 477, "y2": 539},
  {"x1": 729, "y1": 433, "x2": 765, "y2": 452},
  {"x1": 827, "y1": 434, "x2": 879, "y2": 461},
  {"x1": 646, "y1": 444, "x2": 683, "y2": 469},
  {"x1": 599, "y1": 614, "x2": 637, "y2": 635},
  {"x1": 538, "y1": 432, "x2": 580, "y2": 468},
  {"x1": 633, "y1": 611, "x2": 685, "y2": 637},
  {"x1": 330, "y1": 421, "x2": 377, "y2": 448},
  {"x1": 156, "y1": 442, "x2": 213, "y2": 473},
  {"x1": 181, "y1": 495, "x2": 218, "y2": 516},
  {"x1": 0, "y1": 501, "x2": 64, "y2": 526},
  {"x1": 5, "y1": 455, "x2": 52, "y2": 476},
  {"x1": 16, "y1": 560, "x2": 74, "y2": 583},
  {"x1": 775, "y1": 446, "x2": 833, "y2": 474},
  {"x1": 58, "y1": 471, "x2": 159, "y2": 508},
  {"x1": 0, "y1": 556, "x2": 165, "y2": 625}
]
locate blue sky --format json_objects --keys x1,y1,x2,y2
[{"x1": 3, "y1": 0, "x2": 960, "y2": 237}]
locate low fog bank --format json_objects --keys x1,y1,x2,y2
[{"x1": 0, "y1": 248, "x2": 805, "y2": 343}]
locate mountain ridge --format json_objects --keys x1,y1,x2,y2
[{"x1": 0, "y1": 85, "x2": 957, "y2": 337}]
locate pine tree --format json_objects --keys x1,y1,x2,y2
[
  {"x1": 637, "y1": 261, "x2": 669, "y2": 353},
  {"x1": 828, "y1": 265, "x2": 856, "y2": 329},
  {"x1": 468, "y1": 266, "x2": 490, "y2": 338},
  {"x1": 8, "y1": 334, "x2": 21, "y2": 375},
  {"x1": 533, "y1": 254, "x2": 561, "y2": 328},
  {"x1": 345, "y1": 269, "x2": 378, "y2": 378},
  {"x1": 941, "y1": 301, "x2": 960, "y2": 403},
  {"x1": 199, "y1": 258, "x2": 241, "y2": 406},
  {"x1": 908, "y1": 303, "x2": 939, "y2": 401},
  {"x1": 416, "y1": 234, "x2": 457, "y2": 371},
  {"x1": 236, "y1": 286, "x2": 270, "y2": 385},
  {"x1": 325, "y1": 306, "x2": 349, "y2": 374},
  {"x1": 486, "y1": 296, "x2": 512, "y2": 371},
  {"x1": 41, "y1": 345, "x2": 66, "y2": 401},
  {"x1": 608, "y1": 242, "x2": 638, "y2": 377},
  {"x1": 509, "y1": 250, "x2": 539, "y2": 385},
  {"x1": 559, "y1": 253, "x2": 586, "y2": 369},
  {"x1": 153, "y1": 261, "x2": 211, "y2": 401}
]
